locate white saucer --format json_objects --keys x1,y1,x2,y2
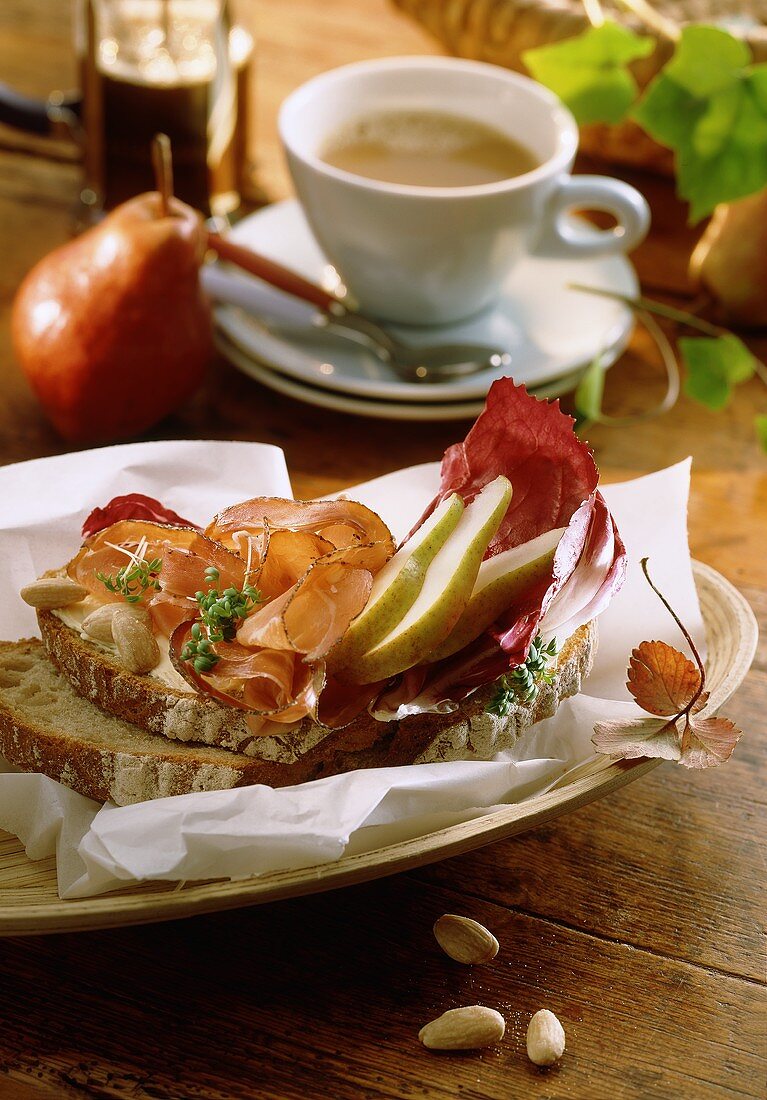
[
  {"x1": 208, "y1": 199, "x2": 638, "y2": 407},
  {"x1": 216, "y1": 331, "x2": 587, "y2": 421}
]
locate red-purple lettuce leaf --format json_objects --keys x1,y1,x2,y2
[
  {"x1": 410, "y1": 378, "x2": 599, "y2": 556},
  {"x1": 82, "y1": 494, "x2": 198, "y2": 539}
]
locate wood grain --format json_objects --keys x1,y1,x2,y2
[
  {"x1": 0, "y1": 0, "x2": 764, "y2": 1098},
  {"x1": 0, "y1": 876, "x2": 764, "y2": 1100}
]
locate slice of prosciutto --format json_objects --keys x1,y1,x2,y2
[
  {"x1": 74, "y1": 498, "x2": 396, "y2": 733},
  {"x1": 168, "y1": 624, "x2": 323, "y2": 727},
  {"x1": 206, "y1": 496, "x2": 394, "y2": 556}
]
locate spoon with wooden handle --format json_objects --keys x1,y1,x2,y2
[{"x1": 206, "y1": 233, "x2": 510, "y2": 383}]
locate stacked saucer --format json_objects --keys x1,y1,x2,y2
[{"x1": 207, "y1": 200, "x2": 638, "y2": 421}]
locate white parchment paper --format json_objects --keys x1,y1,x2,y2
[{"x1": 0, "y1": 442, "x2": 703, "y2": 899}]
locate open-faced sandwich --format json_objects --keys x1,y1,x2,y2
[{"x1": 0, "y1": 380, "x2": 626, "y2": 805}]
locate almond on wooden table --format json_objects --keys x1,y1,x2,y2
[
  {"x1": 418, "y1": 1006, "x2": 505, "y2": 1050},
  {"x1": 433, "y1": 913, "x2": 499, "y2": 964},
  {"x1": 526, "y1": 1009, "x2": 566, "y2": 1066},
  {"x1": 20, "y1": 578, "x2": 86, "y2": 610},
  {"x1": 111, "y1": 608, "x2": 160, "y2": 674}
]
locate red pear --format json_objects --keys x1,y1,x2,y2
[{"x1": 12, "y1": 192, "x2": 213, "y2": 444}]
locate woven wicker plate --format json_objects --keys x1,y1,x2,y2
[{"x1": 0, "y1": 561, "x2": 756, "y2": 937}]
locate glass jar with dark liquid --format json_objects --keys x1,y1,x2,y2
[{"x1": 80, "y1": 0, "x2": 252, "y2": 216}]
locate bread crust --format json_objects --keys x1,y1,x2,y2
[
  {"x1": 39, "y1": 608, "x2": 596, "y2": 761},
  {"x1": 3, "y1": 621, "x2": 596, "y2": 805}
]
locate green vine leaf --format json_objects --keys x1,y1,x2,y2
[
  {"x1": 680, "y1": 333, "x2": 757, "y2": 410},
  {"x1": 523, "y1": 22, "x2": 655, "y2": 125},
  {"x1": 634, "y1": 25, "x2": 767, "y2": 222}
]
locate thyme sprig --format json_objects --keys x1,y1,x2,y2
[
  {"x1": 96, "y1": 537, "x2": 162, "y2": 604},
  {"x1": 486, "y1": 635, "x2": 559, "y2": 717}
]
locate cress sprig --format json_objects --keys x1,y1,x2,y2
[
  {"x1": 180, "y1": 566, "x2": 262, "y2": 674},
  {"x1": 486, "y1": 635, "x2": 559, "y2": 717},
  {"x1": 96, "y1": 555, "x2": 163, "y2": 603},
  {"x1": 180, "y1": 623, "x2": 220, "y2": 674},
  {"x1": 195, "y1": 566, "x2": 261, "y2": 643}
]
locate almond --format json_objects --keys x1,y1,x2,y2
[
  {"x1": 418, "y1": 1006, "x2": 505, "y2": 1051},
  {"x1": 20, "y1": 578, "x2": 87, "y2": 610},
  {"x1": 526, "y1": 1009, "x2": 566, "y2": 1066},
  {"x1": 112, "y1": 608, "x2": 160, "y2": 674},
  {"x1": 433, "y1": 914, "x2": 499, "y2": 965},
  {"x1": 82, "y1": 603, "x2": 150, "y2": 644}
]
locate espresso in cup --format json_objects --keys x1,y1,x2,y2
[{"x1": 320, "y1": 109, "x2": 539, "y2": 188}]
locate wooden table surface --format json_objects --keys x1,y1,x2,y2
[{"x1": 0, "y1": 3, "x2": 765, "y2": 1099}]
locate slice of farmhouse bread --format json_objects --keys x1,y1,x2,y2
[
  {"x1": 38, "y1": 609, "x2": 596, "y2": 763},
  {"x1": 0, "y1": 624, "x2": 596, "y2": 805}
]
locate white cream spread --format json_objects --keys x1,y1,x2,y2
[{"x1": 52, "y1": 599, "x2": 192, "y2": 693}]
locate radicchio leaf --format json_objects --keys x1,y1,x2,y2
[
  {"x1": 538, "y1": 494, "x2": 627, "y2": 640},
  {"x1": 373, "y1": 385, "x2": 626, "y2": 719},
  {"x1": 82, "y1": 494, "x2": 198, "y2": 539},
  {"x1": 410, "y1": 378, "x2": 599, "y2": 556}
]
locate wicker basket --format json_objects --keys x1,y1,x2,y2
[{"x1": 393, "y1": 0, "x2": 767, "y2": 173}]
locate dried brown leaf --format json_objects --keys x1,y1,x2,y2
[
  {"x1": 691, "y1": 690, "x2": 710, "y2": 714},
  {"x1": 592, "y1": 716, "x2": 681, "y2": 762},
  {"x1": 680, "y1": 714, "x2": 742, "y2": 769},
  {"x1": 627, "y1": 640, "x2": 702, "y2": 716}
]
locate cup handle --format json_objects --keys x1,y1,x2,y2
[{"x1": 539, "y1": 175, "x2": 650, "y2": 257}]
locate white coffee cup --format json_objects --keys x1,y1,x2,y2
[{"x1": 279, "y1": 56, "x2": 650, "y2": 326}]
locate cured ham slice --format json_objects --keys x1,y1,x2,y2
[
  {"x1": 68, "y1": 520, "x2": 201, "y2": 600},
  {"x1": 317, "y1": 676, "x2": 382, "y2": 729},
  {"x1": 206, "y1": 496, "x2": 394, "y2": 558},
  {"x1": 238, "y1": 563, "x2": 373, "y2": 660},
  {"x1": 69, "y1": 519, "x2": 246, "y2": 607},
  {"x1": 256, "y1": 529, "x2": 335, "y2": 600},
  {"x1": 168, "y1": 624, "x2": 322, "y2": 730}
]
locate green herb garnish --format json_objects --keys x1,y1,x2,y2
[
  {"x1": 486, "y1": 635, "x2": 559, "y2": 717},
  {"x1": 193, "y1": 565, "x2": 261, "y2": 643},
  {"x1": 96, "y1": 556, "x2": 163, "y2": 603},
  {"x1": 180, "y1": 566, "x2": 262, "y2": 674},
  {"x1": 180, "y1": 622, "x2": 221, "y2": 674}
]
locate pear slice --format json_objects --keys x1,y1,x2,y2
[
  {"x1": 427, "y1": 526, "x2": 566, "y2": 662},
  {"x1": 343, "y1": 475, "x2": 512, "y2": 684},
  {"x1": 329, "y1": 492, "x2": 465, "y2": 671}
]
